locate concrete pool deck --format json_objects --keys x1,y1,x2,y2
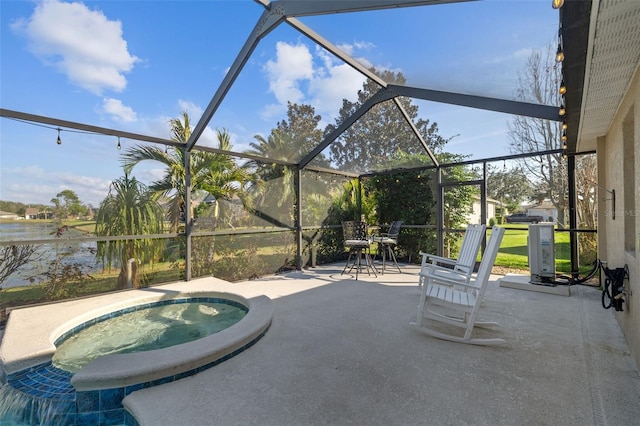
[{"x1": 3, "y1": 263, "x2": 640, "y2": 425}]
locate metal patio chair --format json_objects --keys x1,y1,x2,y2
[
  {"x1": 372, "y1": 220, "x2": 403, "y2": 274},
  {"x1": 341, "y1": 221, "x2": 377, "y2": 280}
]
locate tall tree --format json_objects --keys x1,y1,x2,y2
[
  {"x1": 507, "y1": 43, "x2": 568, "y2": 224},
  {"x1": 51, "y1": 189, "x2": 82, "y2": 219},
  {"x1": 486, "y1": 165, "x2": 534, "y2": 213},
  {"x1": 95, "y1": 173, "x2": 165, "y2": 289},
  {"x1": 327, "y1": 68, "x2": 449, "y2": 172},
  {"x1": 241, "y1": 130, "x2": 295, "y2": 228},
  {"x1": 274, "y1": 102, "x2": 327, "y2": 164},
  {"x1": 244, "y1": 103, "x2": 329, "y2": 227}
]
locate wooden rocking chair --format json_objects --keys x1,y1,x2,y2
[
  {"x1": 418, "y1": 224, "x2": 486, "y2": 289},
  {"x1": 411, "y1": 226, "x2": 505, "y2": 345}
]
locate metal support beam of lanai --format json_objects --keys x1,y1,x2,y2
[
  {"x1": 295, "y1": 167, "x2": 303, "y2": 270},
  {"x1": 185, "y1": 8, "x2": 285, "y2": 152},
  {"x1": 298, "y1": 88, "x2": 396, "y2": 168},
  {"x1": 258, "y1": 0, "x2": 477, "y2": 17},
  {"x1": 388, "y1": 85, "x2": 562, "y2": 121},
  {"x1": 0, "y1": 108, "x2": 182, "y2": 148}
]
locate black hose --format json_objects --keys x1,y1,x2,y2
[
  {"x1": 553, "y1": 259, "x2": 601, "y2": 286},
  {"x1": 601, "y1": 271, "x2": 613, "y2": 309}
]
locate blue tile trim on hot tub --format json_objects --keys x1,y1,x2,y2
[
  {"x1": 73, "y1": 323, "x2": 270, "y2": 424},
  {"x1": 3, "y1": 297, "x2": 263, "y2": 425}
]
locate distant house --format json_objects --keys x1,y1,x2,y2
[
  {"x1": 24, "y1": 208, "x2": 39, "y2": 219},
  {"x1": 467, "y1": 196, "x2": 504, "y2": 225},
  {"x1": 526, "y1": 201, "x2": 558, "y2": 223},
  {"x1": 0, "y1": 210, "x2": 19, "y2": 219}
]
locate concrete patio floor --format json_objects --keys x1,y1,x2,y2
[{"x1": 124, "y1": 263, "x2": 640, "y2": 426}]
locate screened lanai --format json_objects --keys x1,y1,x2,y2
[{"x1": 1, "y1": 0, "x2": 597, "y2": 308}]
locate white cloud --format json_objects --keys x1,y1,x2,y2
[
  {"x1": 261, "y1": 41, "x2": 365, "y2": 123},
  {"x1": 177, "y1": 100, "x2": 203, "y2": 121},
  {"x1": 485, "y1": 47, "x2": 535, "y2": 66},
  {"x1": 1, "y1": 167, "x2": 113, "y2": 206},
  {"x1": 263, "y1": 41, "x2": 314, "y2": 106},
  {"x1": 513, "y1": 48, "x2": 534, "y2": 60},
  {"x1": 11, "y1": 0, "x2": 139, "y2": 95},
  {"x1": 102, "y1": 98, "x2": 137, "y2": 123},
  {"x1": 309, "y1": 48, "x2": 365, "y2": 122},
  {"x1": 336, "y1": 40, "x2": 375, "y2": 57}
]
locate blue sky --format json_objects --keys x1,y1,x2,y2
[{"x1": 0, "y1": 0, "x2": 559, "y2": 207}]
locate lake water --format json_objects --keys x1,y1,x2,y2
[{"x1": 0, "y1": 222, "x2": 101, "y2": 289}]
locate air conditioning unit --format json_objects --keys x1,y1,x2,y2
[{"x1": 528, "y1": 223, "x2": 556, "y2": 285}]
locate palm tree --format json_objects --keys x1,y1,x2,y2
[
  {"x1": 121, "y1": 112, "x2": 252, "y2": 232},
  {"x1": 95, "y1": 173, "x2": 165, "y2": 289},
  {"x1": 198, "y1": 128, "x2": 255, "y2": 212},
  {"x1": 244, "y1": 130, "x2": 295, "y2": 211}
]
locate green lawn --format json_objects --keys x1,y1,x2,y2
[{"x1": 494, "y1": 225, "x2": 581, "y2": 273}]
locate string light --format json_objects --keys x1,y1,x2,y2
[
  {"x1": 559, "y1": 79, "x2": 566, "y2": 95},
  {"x1": 555, "y1": 27, "x2": 564, "y2": 63},
  {"x1": 559, "y1": 103, "x2": 566, "y2": 116},
  {"x1": 562, "y1": 121, "x2": 568, "y2": 131},
  {"x1": 552, "y1": 0, "x2": 564, "y2": 9},
  {"x1": 56, "y1": 128, "x2": 62, "y2": 145},
  {"x1": 117, "y1": 136, "x2": 121, "y2": 150}
]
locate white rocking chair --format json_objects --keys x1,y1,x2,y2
[
  {"x1": 411, "y1": 226, "x2": 505, "y2": 346},
  {"x1": 418, "y1": 224, "x2": 486, "y2": 289}
]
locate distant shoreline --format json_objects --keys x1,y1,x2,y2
[
  {"x1": 0, "y1": 218, "x2": 96, "y2": 238},
  {"x1": 0, "y1": 220, "x2": 100, "y2": 289}
]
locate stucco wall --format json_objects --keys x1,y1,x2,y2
[
  {"x1": 599, "y1": 67, "x2": 640, "y2": 368},
  {"x1": 467, "y1": 199, "x2": 498, "y2": 225}
]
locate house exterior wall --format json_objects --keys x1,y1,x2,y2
[
  {"x1": 598, "y1": 67, "x2": 640, "y2": 368},
  {"x1": 467, "y1": 199, "x2": 498, "y2": 225},
  {"x1": 527, "y1": 207, "x2": 557, "y2": 223}
]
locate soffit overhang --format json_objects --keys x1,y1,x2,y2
[{"x1": 564, "y1": 0, "x2": 640, "y2": 153}]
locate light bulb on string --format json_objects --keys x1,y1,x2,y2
[
  {"x1": 56, "y1": 128, "x2": 62, "y2": 145},
  {"x1": 117, "y1": 136, "x2": 121, "y2": 150},
  {"x1": 556, "y1": 43, "x2": 564, "y2": 62}
]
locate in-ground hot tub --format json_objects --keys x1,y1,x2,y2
[{"x1": 0, "y1": 283, "x2": 273, "y2": 425}]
